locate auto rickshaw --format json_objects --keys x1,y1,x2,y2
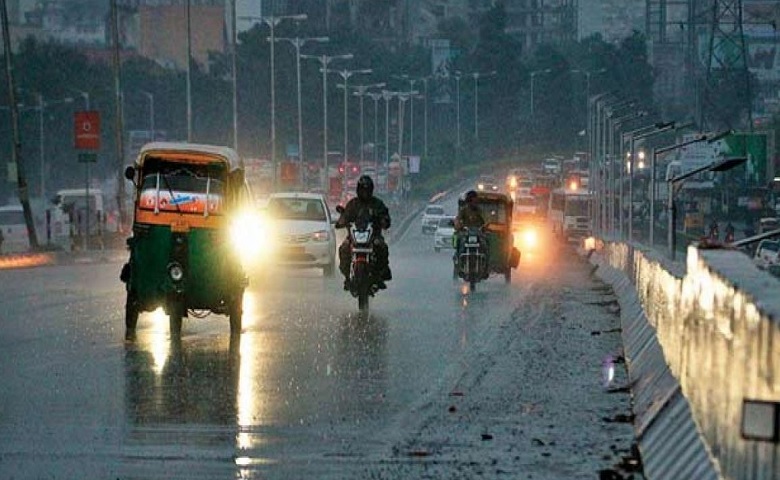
[
  {"x1": 455, "y1": 191, "x2": 521, "y2": 289},
  {"x1": 121, "y1": 142, "x2": 251, "y2": 337}
]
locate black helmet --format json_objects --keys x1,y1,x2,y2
[
  {"x1": 356, "y1": 175, "x2": 374, "y2": 200},
  {"x1": 465, "y1": 190, "x2": 478, "y2": 203}
]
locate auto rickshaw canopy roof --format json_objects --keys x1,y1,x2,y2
[{"x1": 136, "y1": 142, "x2": 242, "y2": 171}]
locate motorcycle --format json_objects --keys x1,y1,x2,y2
[
  {"x1": 455, "y1": 226, "x2": 488, "y2": 292},
  {"x1": 337, "y1": 206, "x2": 381, "y2": 311}
]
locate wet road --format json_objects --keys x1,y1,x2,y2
[{"x1": 0, "y1": 193, "x2": 630, "y2": 479}]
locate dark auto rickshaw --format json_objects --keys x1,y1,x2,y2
[
  {"x1": 455, "y1": 191, "x2": 521, "y2": 287},
  {"x1": 121, "y1": 142, "x2": 251, "y2": 337}
]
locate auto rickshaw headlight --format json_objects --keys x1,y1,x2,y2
[
  {"x1": 168, "y1": 262, "x2": 184, "y2": 282},
  {"x1": 522, "y1": 228, "x2": 538, "y2": 248},
  {"x1": 230, "y1": 210, "x2": 272, "y2": 264}
]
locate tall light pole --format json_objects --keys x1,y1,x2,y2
[
  {"x1": 367, "y1": 91, "x2": 383, "y2": 163},
  {"x1": 327, "y1": 67, "x2": 372, "y2": 194},
  {"x1": 382, "y1": 90, "x2": 398, "y2": 168},
  {"x1": 275, "y1": 36, "x2": 329, "y2": 187},
  {"x1": 230, "y1": 0, "x2": 238, "y2": 151},
  {"x1": 454, "y1": 72, "x2": 461, "y2": 149},
  {"x1": 393, "y1": 75, "x2": 420, "y2": 156},
  {"x1": 422, "y1": 77, "x2": 429, "y2": 159},
  {"x1": 30, "y1": 95, "x2": 74, "y2": 200},
  {"x1": 396, "y1": 92, "x2": 410, "y2": 157},
  {"x1": 185, "y1": 0, "x2": 192, "y2": 142},
  {"x1": 140, "y1": 90, "x2": 154, "y2": 140},
  {"x1": 530, "y1": 69, "x2": 551, "y2": 118},
  {"x1": 242, "y1": 13, "x2": 307, "y2": 189},
  {"x1": 301, "y1": 53, "x2": 353, "y2": 191},
  {"x1": 472, "y1": 70, "x2": 496, "y2": 141},
  {"x1": 667, "y1": 152, "x2": 744, "y2": 260},
  {"x1": 351, "y1": 82, "x2": 385, "y2": 164}
]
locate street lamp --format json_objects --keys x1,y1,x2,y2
[
  {"x1": 351, "y1": 82, "x2": 386, "y2": 164},
  {"x1": 274, "y1": 35, "x2": 329, "y2": 187},
  {"x1": 301, "y1": 52, "x2": 353, "y2": 191},
  {"x1": 29, "y1": 95, "x2": 73, "y2": 200},
  {"x1": 471, "y1": 70, "x2": 496, "y2": 141},
  {"x1": 666, "y1": 132, "x2": 738, "y2": 260},
  {"x1": 529, "y1": 69, "x2": 552, "y2": 117},
  {"x1": 327, "y1": 67, "x2": 372, "y2": 194},
  {"x1": 242, "y1": 13, "x2": 307, "y2": 189},
  {"x1": 606, "y1": 107, "x2": 644, "y2": 237}
]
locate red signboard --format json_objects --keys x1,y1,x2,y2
[{"x1": 74, "y1": 111, "x2": 100, "y2": 150}]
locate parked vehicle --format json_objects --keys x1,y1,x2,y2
[
  {"x1": 121, "y1": 142, "x2": 251, "y2": 337},
  {"x1": 421, "y1": 204, "x2": 446, "y2": 234},
  {"x1": 0, "y1": 205, "x2": 29, "y2": 254},
  {"x1": 265, "y1": 192, "x2": 337, "y2": 276},
  {"x1": 433, "y1": 216, "x2": 456, "y2": 252}
]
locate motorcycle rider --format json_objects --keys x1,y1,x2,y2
[
  {"x1": 335, "y1": 175, "x2": 392, "y2": 290},
  {"x1": 454, "y1": 190, "x2": 487, "y2": 258}
]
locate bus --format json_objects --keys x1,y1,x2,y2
[{"x1": 548, "y1": 186, "x2": 592, "y2": 242}]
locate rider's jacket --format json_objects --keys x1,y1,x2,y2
[
  {"x1": 456, "y1": 204, "x2": 486, "y2": 230},
  {"x1": 336, "y1": 197, "x2": 391, "y2": 233}
]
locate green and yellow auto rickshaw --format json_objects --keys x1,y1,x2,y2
[
  {"x1": 455, "y1": 191, "x2": 521, "y2": 288},
  {"x1": 121, "y1": 142, "x2": 252, "y2": 337}
]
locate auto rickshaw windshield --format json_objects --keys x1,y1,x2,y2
[{"x1": 138, "y1": 158, "x2": 227, "y2": 215}]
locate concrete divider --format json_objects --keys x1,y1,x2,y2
[{"x1": 592, "y1": 241, "x2": 780, "y2": 480}]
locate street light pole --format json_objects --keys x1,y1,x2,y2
[
  {"x1": 367, "y1": 91, "x2": 382, "y2": 164},
  {"x1": 667, "y1": 150, "x2": 743, "y2": 260},
  {"x1": 327, "y1": 67, "x2": 372, "y2": 195},
  {"x1": 185, "y1": 0, "x2": 192, "y2": 142},
  {"x1": 454, "y1": 72, "x2": 461, "y2": 149},
  {"x1": 397, "y1": 92, "x2": 410, "y2": 158},
  {"x1": 230, "y1": 0, "x2": 238, "y2": 151},
  {"x1": 301, "y1": 53, "x2": 353, "y2": 191},
  {"x1": 275, "y1": 36, "x2": 329, "y2": 187},
  {"x1": 241, "y1": 13, "x2": 307, "y2": 190},
  {"x1": 472, "y1": 70, "x2": 496, "y2": 141},
  {"x1": 351, "y1": 82, "x2": 385, "y2": 164}
]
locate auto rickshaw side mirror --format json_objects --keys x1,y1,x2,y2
[{"x1": 124, "y1": 166, "x2": 136, "y2": 183}]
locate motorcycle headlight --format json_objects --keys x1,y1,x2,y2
[
  {"x1": 311, "y1": 230, "x2": 330, "y2": 242},
  {"x1": 167, "y1": 262, "x2": 184, "y2": 282}
]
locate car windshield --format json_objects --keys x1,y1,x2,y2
[
  {"x1": 760, "y1": 241, "x2": 779, "y2": 252},
  {"x1": 268, "y1": 197, "x2": 327, "y2": 221},
  {"x1": 425, "y1": 206, "x2": 445, "y2": 216},
  {"x1": 566, "y1": 198, "x2": 590, "y2": 216},
  {"x1": 139, "y1": 158, "x2": 226, "y2": 215},
  {"x1": 478, "y1": 202, "x2": 508, "y2": 224}
]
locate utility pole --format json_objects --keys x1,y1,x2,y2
[
  {"x1": 1, "y1": 0, "x2": 38, "y2": 249},
  {"x1": 110, "y1": 0, "x2": 126, "y2": 229}
]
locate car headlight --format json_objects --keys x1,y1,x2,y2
[
  {"x1": 311, "y1": 230, "x2": 330, "y2": 242},
  {"x1": 167, "y1": 262, "x2": 184, "y2": 282},
  {"x1": 477, "y1": 183, "x2": 484, "y2": 190}
]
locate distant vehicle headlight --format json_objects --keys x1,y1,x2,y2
[{"x1": 477, "y1": 183, "x2": 485, "y2": 190}]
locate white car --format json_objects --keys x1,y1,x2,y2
[
  {"x1": 421, "y1": 204, "x2": 447, "y2": 234},
  {"x1": 265, "y1": 192, "x2": 337, "y2": 276},
  {"x1": 433, "y1": 216, "x2": 456, "y2": 252},
  {"x1": 753, "y1": 239, "x2": 780, "y2": 270}
]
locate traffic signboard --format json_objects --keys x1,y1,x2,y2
[{"x1": 74, "y1": 111, "x2": 100, "y2": 150}]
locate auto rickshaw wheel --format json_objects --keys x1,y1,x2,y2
[
  {"x1": 228, "y1": 291, "x2": 243, "y2": 336},
  {"x1": 125, "y1": 291, "x2": 139, "y2": 332},
  {"x1": 168, "y1": 300, "x2": 185, "y2": 337}
]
